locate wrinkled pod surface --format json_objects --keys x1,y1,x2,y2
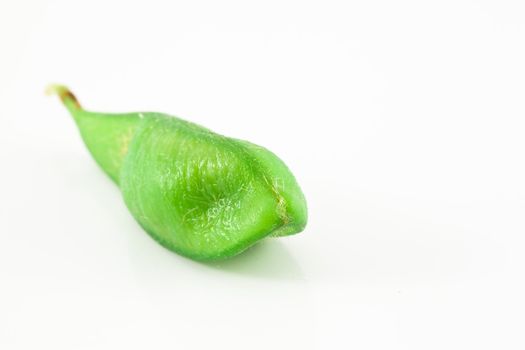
[{"x1": 48, "y1": 85, "x2": 307, "y2": 260}]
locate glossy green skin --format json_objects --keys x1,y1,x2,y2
[{"x1": 49, "y1": 85, "x2": 307, "y2": 260}]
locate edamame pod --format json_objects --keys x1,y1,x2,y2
[{"x1": 47, "y1": 85, "x2": 307, "y2": 260}]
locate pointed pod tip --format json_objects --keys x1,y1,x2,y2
[
  {"x1": 45, "y1": 84, "x2": 81, "y2": 109},
  {"x1": 45, "y1": 84, "x2": 68, "y2": 96}
]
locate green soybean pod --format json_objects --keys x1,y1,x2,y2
[{"x1": 47, "y1": 85, "x2": 307, "y2": 260}]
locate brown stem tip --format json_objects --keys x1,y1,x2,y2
[{"x1": 45, "y1": 84, "x2": 81, "y2": 109}]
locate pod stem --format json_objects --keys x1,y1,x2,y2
[{"x1": 46, "y1": 84, "x2": 82, "y2": 113}]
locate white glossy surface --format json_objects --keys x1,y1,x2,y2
[{"x1": 1, "y1": 1, "x2": 525, "y2": 349}]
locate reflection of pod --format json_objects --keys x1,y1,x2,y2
[{"x1": 47, "y1": 85, "x2": 308, "y2": 260}]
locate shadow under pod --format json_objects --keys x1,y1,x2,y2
[{"x1": 203, "y1": 239, "x2": 305, "y2": 280}]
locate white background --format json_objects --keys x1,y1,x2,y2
[{"x1": 1, "y1": 1, "x2": 525, "y2": 349}]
